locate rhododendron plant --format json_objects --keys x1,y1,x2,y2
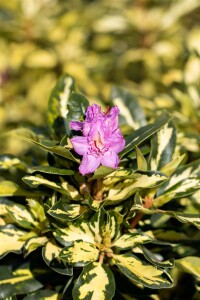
[
  {"x1": 0, "y1": 75, "x2": 199, "y2": 300},
  {"x1": 70, "y1": 104, "x2": 125, "y2": 175}
]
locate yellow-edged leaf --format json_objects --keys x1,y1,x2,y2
[
  {"x1": 113, "y1": 233, "x2": 153, "y2": 250},
  {"x1": 175, "y1": 256, "x2": 200, "y2": 277},
  {"x1": 60, "y1": 241, "x2": 99, "y2": 266},
  {"x1": 42, "y1": 241, "x2": 73, "y2": 275},
  {"x1": 112, "y1": 253, "x2": 173, "y2": 289},
  {"x1": 23, "y1": 236, "x2": 48, "y2": 257},
  {"x1": 0, "y1": 225, "x2": 26, "y2": 259},
  {"x1": 54, "y1": 221, "x2": 95, "y2": 247},
  {"x1": 73, "y1": 262, "x2": 115, "y2": 300}
]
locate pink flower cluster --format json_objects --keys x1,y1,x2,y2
[{"x1": 70, "y1": 104, "x2": 125, "y2": 175}]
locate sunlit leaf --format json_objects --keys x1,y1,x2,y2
[{"x1": 73, "y1": 262, "x2": 115, "y2": 300}]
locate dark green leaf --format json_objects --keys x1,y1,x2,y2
[
  {"x1": 28, "y1": 166, "x2": 75, "y2": 176},
  {"x1": 120, "y1": 112, "x2": 172, "y2": 158}
]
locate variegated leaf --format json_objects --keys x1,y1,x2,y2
[
  {"x1": 26, "y1": 198, "x2": 46, "y2": 223},
  {"x1": 120, "y1": 112, "x2": 172, "y2": 158},
  {"x1": 149, "y1": 120, "x2": 176, "y2": 170},
  {"x1": 48, "y1": 200, "x2": 84, "y2": 222},
  {"x1": 175, "y1": 256, "x2": 200, "y2": 277},
  {"x1": 111, "y1": 86, "x2": 146, "y2": 130},
  {"x1": 0, "y1": 181, "x2": 44, "y2": 197},
  {"x1": 0, "y1": 263, "x2": 43, "y2": 298},
  {"x1": 42, "y1": 241, "x2": 73, "y2": 275},
  {"x1": 23, "y1": 290, "x2": 61, "y2": 300},
  {"x1": 60, "y1": 241, "x2": 99, "y2": 266},
  {"x1": 0, "y1": 225, "x2": 26, "y2": 259},
  {"x1": 104, "y1": 171, "x2": 167, "y2": 203},
  {"x1": 0, "y1": 154, "x2": 26, "y2": 171},
  {"x1": 112, "y1": 253, "x2": 173, "y2": 289},
  {"x1": 23, "y1": 236, "x2": 48, "y2": 257},
  {"x1": 0, "y1": 199, "x2": 15, "y2": 224},
  {"x1": 160, "y1": 153, "x2": 185, "y2": 176},
  {"x1": 53, "y1": 220, "x2": 95, "y2": 247},
  {"x1": 89, "y1": 209, "x2": 106, "y2": 244},
  {"x1": 6, "y1": 204, "x2": 37, "y2": 229},
  {"x1": 47, "y1": 74, "x2": 76, "y2": 139},
  {"x1": 72, "y1": 262, "x2": 115, "y2": 300},
  {"x1": 23, "y1": 175, "x2": 80, "y2": 199},
  {"x1": 133, "y1": 205, "x2": 200, "y2": 229},
  {"x1": 113, "y1": 233, "x2": 153, "y2": 250},
  {"x1": 155, "y1": 159, "x2": 200, "y2": 206},
  {"x1": 102, "y1": 211, "x2": 123, "y2": 243}
]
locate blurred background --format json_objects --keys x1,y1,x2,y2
[{"x1": 0, "y1": 0, "x2": 200, "y2": 154}]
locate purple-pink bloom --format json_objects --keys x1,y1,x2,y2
[{"x1": 70, "y1": 104, "x2": 125, "y2": 175}]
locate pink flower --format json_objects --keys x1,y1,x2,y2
[{"x1": 70, "y1": 104, "x2": 125, "y2": 175}]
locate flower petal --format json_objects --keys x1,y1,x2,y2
[
  {"x1": 101, "y1": 151, "x2": 119, "y2": 169},
  {"x1": 70, "y1": 121, "x2": 83, "y2": 131},
  {"x1": 85, "y1": 104, "x2": 103, "y2": 122},
  {"x1": 107, "y1": 131, "x2": 126, "y2": 153},
  {"x1": 79, "y1": 154, "x2": 101, "y2": 175},
  {"x1": 70, "y1": 136, "x2": 89, "y2": 155}
]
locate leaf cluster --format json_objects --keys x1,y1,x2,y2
[{"x1": 0, "y1": 75, "x2": 199, "y2": 299}]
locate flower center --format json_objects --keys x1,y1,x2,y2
[{"x1": 89, "y1": 131, "x2": 108, "y2": 155}]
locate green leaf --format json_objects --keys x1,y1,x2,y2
[
  {"x1": 66, "y1": 91, "x2": 89, "y2": 135},
  {"x1": 42, "y1": 241, "x2": 73, "y2": 276},
  {"x1": 28, "y1": 140, "x2": 79, "y2": 163},
  {"x1": 0, "y1": 225, "x2": 26, "y2": 259},
  {"x1": 47, "y1": 74, "x2": 76, "y2": 139},
  {"x1": 60, "y1": 241, "x2": 99, "y2": 267},
  {"x1": 120, "y1": 112, "x2": 172, "y2": 158},
  {"x1": 72, "y1": 262, "x2": 115, "y2": 300},
  {"x1": 149, "y1": 120, "x2": 176, "y2": 170},
  {"x1": 23, "y1": 237, "x2": 48, "y2": 257},
  {"x1": 0, "y1": 181, "x2": 44, "y2": 197},
  {"x1": 28, "y1": 166, "x2": 75, "y2": 176},
  {"x1": 135, "y1": 146, "x2": 148, "y2": 171},
  {"x1": 88, "y1": 166, "x2": 116, "y2": 181},
  {"x1": 141, "y1": 246, "x2": 174, "y2": 268},
  {"x1": 175, "y1": 256, "x2": 200, "y2": 277},
  {"x1": 113, "y1": 233, "x2": 153, "y2": 250},
  {"x1": 111, "y1": 86, "x2": 146, "y2": 130},
  {"x1": 7, "y1": 128, "x2": 79, "y2": 163},
  {"x1": 48, "y1": 200, "x2": 85, "y2": 221},
  {"x1": 112, "y1": 253, "x2": 173, "y2": 289},
  {"x1": 104, "y1": 171, "x2": 167, "y2": 204},
  {"x1": 0, "y1": 263, "x2": 43, "y2": 299},
  {"x1": 23, "y1": 175, "x2": 80, "y2": 199},
  {"x1": 23, "y1": 290, "x2": 61, "y2": 300}
]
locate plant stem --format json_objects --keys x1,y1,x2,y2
[{"x1": 93, "y1": 179, "x2": 103, "y2": 201}]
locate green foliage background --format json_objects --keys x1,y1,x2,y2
[
  {"x1": 1, "y1": 0, "x2": 200, "y2": 153},
  {"x1": 0, "y1": 1, "x2": 200, "y2": 299}
]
